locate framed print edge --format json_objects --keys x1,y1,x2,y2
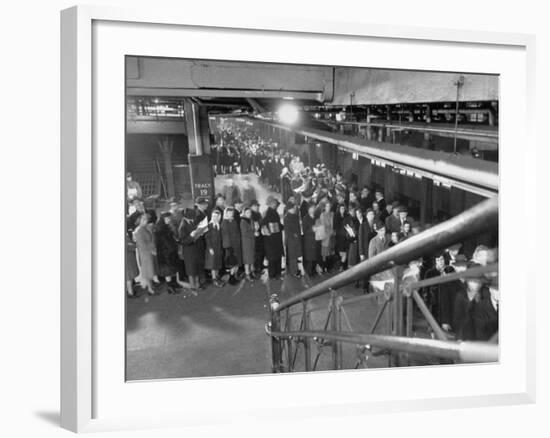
[
  {"x1": 61, "y1": 5, "x2": 93, "y2": 433},
  {"x1": 60, "y1": 4, "x2": 537, "y2": 433}
]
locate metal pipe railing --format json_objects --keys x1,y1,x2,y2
[
  {"x1": 406, "y1": 263, "x2": 498, "y2": 291},
  {"x1": 265, "y1": 328, "x2": 499, "y2": 364},
  {"x1": 275, "y1": 196, "x2": 498, "y2": 313}
]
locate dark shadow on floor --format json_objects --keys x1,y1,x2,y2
[{"x1": 34, "y1": 410, "x2": 60, "y2": 427}]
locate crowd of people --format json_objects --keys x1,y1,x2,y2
[{"x1": 125, "y1": 127, "x2": 498, "y2": 343}]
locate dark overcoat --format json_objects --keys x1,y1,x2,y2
[
  {"x1": 204, "y1": 223, "x2": 223, "y2": 270},
  {"x1": 334, "y1": 212, "x2": 350, "y2": 253},
  {"x1": 154, "y1": 224, "x2": 180, "y2": 277},
  {"x1": 240, "y1": 218, "x2": 256, "y2": 265},
  {"x1": 473, "y1": 294, "x2": 498, "y2": 341},
  {"x1": 301, "y1": 213, "x2": 318, "y2": 262},
  {"x1": 281, "y1": 174, "x2": 293, "y2": 204},
  {"x1": 283, "y1": 211, "x2": 302, "y2": 261},
  {"x1": 262, "y1": 207, "x2": 284, "y2": 261},
  {"x1": 344, "y1": 216, "x2": 360, "y2": 266},
  {"x1": 221, "y1": 219, "x2": 242, "y2": 266},
  {"x1": 452, "y1": 288, "x2": 481, "y2": 341},
  {"x1": 178, "y1": 220, "x2": 201, "y2": 276}
]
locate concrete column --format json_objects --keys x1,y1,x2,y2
[
  {"x1": 184, "y1": 99, "x2": 215, "y2": 204},
  {"x1": 184, "y1": 99, "x2": 203, "y2": 155},
  {"x1": 198, "y1": 106, "x2": 211, "y2": 154}
]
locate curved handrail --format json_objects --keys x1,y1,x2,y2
[
  {"x1": 265, "y1": 327, "x2": 498, "y2": 363},
  {"x1": 275, "y1": 196, "x2": 498, "y2": 313}
]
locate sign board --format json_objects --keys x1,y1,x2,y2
[{"x1": 188, "y1": 154, "x2": 215, "y2": 205}]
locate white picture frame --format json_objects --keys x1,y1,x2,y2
[{"x1": 60, "y1": 5, "x2": 536, "y2": 433}]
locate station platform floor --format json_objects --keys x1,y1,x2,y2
[{"x1": 125, "y1": 173, "x2": 434, "y2": 381}]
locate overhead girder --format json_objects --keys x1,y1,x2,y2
[
  {"x1": 126, "y1": 57, "x2": 333, "y2": 102},
  {"x1": 331, "y1": 68, "x2": 498, "y2": 105}
]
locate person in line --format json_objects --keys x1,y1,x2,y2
[
  {"x1": 241, "y1": 176, "x2": 257, "y2": 205},
  {"x1": 240, "y1": 205, "x2": 256, "y2": 283},
  {"x1": 250, "y1": 200, "x2": 265, "y2": 276},
  {"x1": 334, "y1": 203, "x2": 350, "y2": 272},
  {"x1": 345, "y1": 204, "x2": 361, "y2": 271},
  {"x1": 178, "y1": 208, "x2": 206, "y2": 294},
  {"x1": 154, "y1": 212, "x2": 184, "y2": 294},
  {"x1": 221, "y1": 207, "x2": 242, "y2": 285},
  {"x1": 222, "y1": 175, "x2": 241, "y2": 206},
  {"x1": 126, "y1": 233, "x2": 140, "y2": 297},
  {"x1": 262, "y1": 196, "x2": 284, "y2": 279},
  {"x1": 283, "y1": 202, "x2": 303, "y2": 278},
  {"x1": 368, "y1": 220, "x2": 391, "y2": 292},
  {"x1": 319, "y1": 201, "x2": 335, "y2": 273},
  {"x1": 474, "y1": 276, "x2": 499, "y2": 341},
  {"x1": 133, "y1": 212, "x2": 156, "y2": 295},
  {"x1": 423, "y1": 253, "x2": 461, "y2": 331},
  {"x1": 453, "y1": 265, "x2": 485, "y2": 341},
  {"x1": 126, "y1": 172, "x2": 143, "y2": 203},
  {"x1": 302, "y1": 203, "x2": 319, "y2": 277},
  {"x1": 385, "y1": 201, "x2": 402, "y2": 234},
  {"x1": 204, "y1": 208, "x2": 224, "y2": 288},
  {"x1": 374, "y1": 189, "x2": 386, "y2": 214}
]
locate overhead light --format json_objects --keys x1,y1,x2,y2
[
  {"x1": 282, "y1": 96, "x2": 294, "y2": 100},
  {"x1": 277, "y1": 103, "x2": 299, "y2": 125}
]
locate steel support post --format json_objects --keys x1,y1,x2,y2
[
  {"x1": 269, "y1": 294, "x2": 283, "y2": 372},
  {"x1": 302, "y1": 301, "x2": 311, "y2": 371},
  {"x1": 330, "y1": 290, "x2": 342, "y2": 370}
]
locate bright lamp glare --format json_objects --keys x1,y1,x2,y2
[{"x1": 278, "y1": 103, "x2": 299, "y2": 125}]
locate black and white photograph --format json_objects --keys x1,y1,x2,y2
[{"x1": 124, "y1": 57, "x2": 499, "y2": 380}]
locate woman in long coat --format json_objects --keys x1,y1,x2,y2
[
  {"x1": 133, "y1": 213, "x2": 156, "y2": 295},
  {"x1": 262, "y1": 196, "x2": 284, "y2": 279},
  {"x1": 221, "y1": 207, "x2": 242, "y2": 285},
  {"x1": 302, "y1": 203, "x2": 318, "y2": 276},
  {"x1": 334, "y1": 203, "x2": 349, "y2": 271},
  {"x1": 178, "y1": 209, "x2": 205, "y2": 292},
  {"x1": 154, "y1": 212, "x2": 182, "y2": 293},
  {"x1": 281, "y1": 168, "x2": 293, "y2": 204},
  {"x1": 319, "y1": 201, "x2": 335, "y2": 272},
  {"x1": 240, "y1": 206, "x2": 256, "y2": 282},
  {"x1": 283, "y1": 202, "x2": 303, "y2": 277},
  {"x1": 204, "y1": 208, "x2": 224, "y2": 287},
  {"x1": 345, "y1": 205, "x2": 361, "y2": 268},
  {"x1": 126, "y1": 233, "x2": 140, "y2": 297}
]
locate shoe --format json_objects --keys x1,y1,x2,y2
[
  {"x1": 213, "y1": 279, "x2": 225, "y2": 288},
  {"x1": 228, "y1": 275, "x2": 239, "y2": 285},
  {"x1": 245, "y1": 274, "x2": 254, "y2": 283}
]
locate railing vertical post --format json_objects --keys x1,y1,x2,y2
[
  {"x1": 330, "y1": 289, "x2": 342, "y2": 370},
  {"x1": 385, "y1": 283, "x2": 393, "y2": 367},
  {"x1": 392, "y1": 267, "x2": 404, "y2": 366},
  {"x1": 269, "y1": 293, "x2": 283, "y2": 373},
  {"x1": 302, "y1": 301, "x2": 311, "y2": 372},
  {"x1": 285, "y1": 308, "x2": 292, "y2": 372},
  {"x1": 406, "y1": 293, "x2": 413, "y2": 366}
]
